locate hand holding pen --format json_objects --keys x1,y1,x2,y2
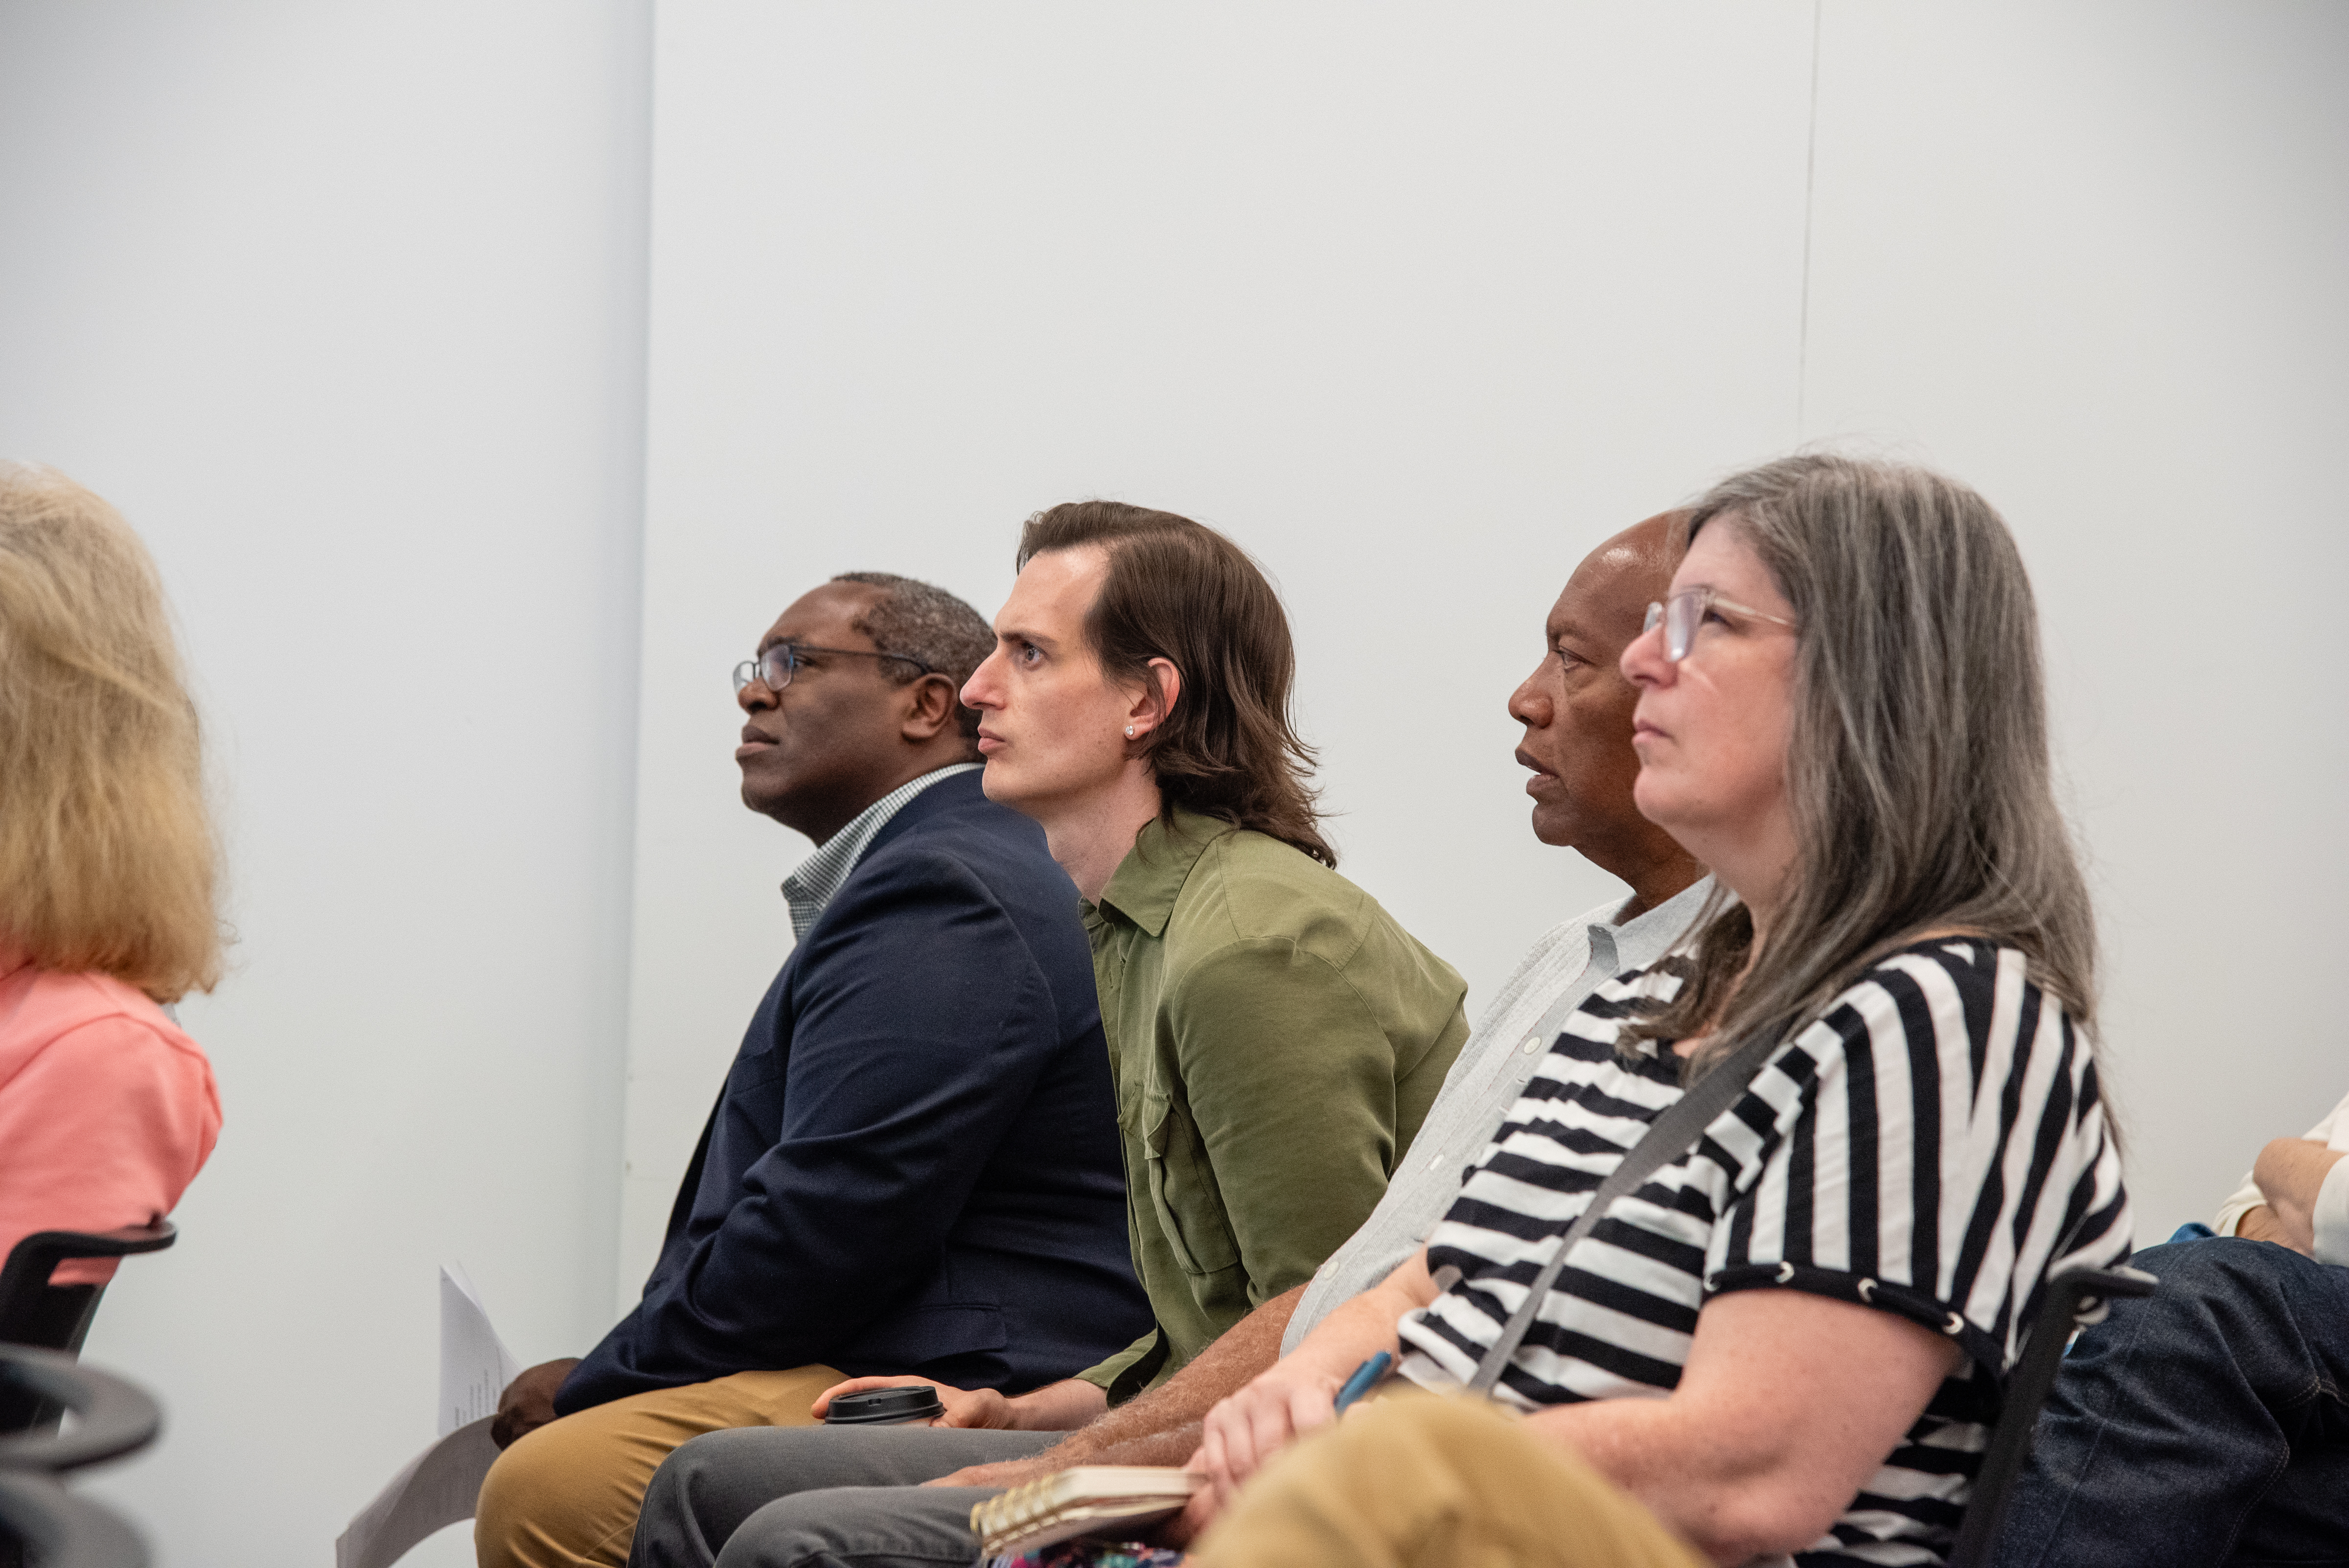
[{"x1": 1334, "y1": 1349, "x2": 1392, "y2": 1413}]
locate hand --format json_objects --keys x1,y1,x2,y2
[
  {"x1": 1195, "y1": 1360, "x2": 1344, "y2": 1509},
  {"x1": 491, "y1": 1358, "x2": 581, "y2": 1450},
  {"x1": 810, "y1": 1375, "x2": 1014, "y2": 1429},
  {"x1": 2234, "y1": 1203, "x2": 2303, "y2": 1251},
  {"x1": 1157, "y1": 1445, "x2": 1218, "y2": 1547},
  {"x1": 2252, "y1": 1136, "x2": 2344, "y2": 1254}
]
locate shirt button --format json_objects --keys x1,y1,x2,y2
[
  {"x1": 1426, "y1": 1152, "x2": 1446, "y2": 1172},
  {"x1": 1521, "y1": 1035, "x2": 1542, "y2": 1055}
]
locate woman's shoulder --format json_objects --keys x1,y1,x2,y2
[
  {"x1": 0, "y1": 968, "x2": 222, "y2": 1195},
  {"x1": 1856, "y1": 933, "x2": 2038, "y2": 994},
  {"x1": 1815, "y1": 935, "x2": 2075, "y2": 1059},
  {"x1": 0, "y1": 966, "x2": 207, "y2": 1074}
]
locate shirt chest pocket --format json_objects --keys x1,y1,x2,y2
[{"x1": 1141, "y1": 1093, "x2": 1241, "y2": 1277}]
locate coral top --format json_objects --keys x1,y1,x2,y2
[{"x1": 0, "y1": 944, "x2": 221, "y2": 1288}]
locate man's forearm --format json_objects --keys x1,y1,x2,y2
[
  {"x1": 1034, "y1": 1286, "x2": 1306, "y2": 1461},
  {"x1": 1077, "y1": 1422, "x2": 1207, "y2": 1468}
]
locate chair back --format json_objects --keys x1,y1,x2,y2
[
  {"x1": 0, "y1": 1227, "x2": 176, "y2": 1434},
  {"x1": 0, "y1": 1348, "x2": 159, "y2": 1568},
  {"x1": 1943, "y1": 1264, "x2": 2158, "y2": 1568},
  {"x1": 0, "y1": 1476, "x2": 147, "y2": 1568}
]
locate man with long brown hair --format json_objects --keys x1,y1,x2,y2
[{"x1": 900, "y1": 500, "x2": 1473, "y2": 1422}]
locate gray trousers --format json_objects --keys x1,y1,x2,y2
[{"x1": 627, "y1": 1424, "x2": 1060, "y2": 1568}]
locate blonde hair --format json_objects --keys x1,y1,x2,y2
[{"x1": 0, "y1": 464, "x2": 222, "y2": 1000}]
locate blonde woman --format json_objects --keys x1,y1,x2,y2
[{"x1": 0, "y1": 463, "x2": 222, "y2": 1290}]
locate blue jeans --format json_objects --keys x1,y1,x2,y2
[{"x1": 1993, "y1": 1238, "x2": 2349, "y2": 1567}]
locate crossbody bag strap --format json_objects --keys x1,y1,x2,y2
[{"x1": 1465, "y1": 1028, "x2": 1785, "y2": 1396}]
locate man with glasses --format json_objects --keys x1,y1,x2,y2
[{"x1": 475, "y1": 572, "x2": 1150, "y2": 1568}]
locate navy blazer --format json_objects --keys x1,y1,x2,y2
[{"x1": 559, "y1": 771, "x2": 1150, "y2": 1412}]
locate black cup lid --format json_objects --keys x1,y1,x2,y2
[{"x1": 824, "y1": 1386, "x2": 946, "y2": 1425}]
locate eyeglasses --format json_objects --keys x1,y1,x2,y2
[
  {"x1": 1642, "y1": 588, "x2": 1798, "y2": 664},
  {"x1": 732, "y1": 642, "x2": 934, "y2": 693}
]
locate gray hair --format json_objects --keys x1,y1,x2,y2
[
  {"x1": 1630, "y1": 454, "x2": 2098, "y2": 1078},
  {"x1": 830, "y1": 571, "x2": 995, "y2": 742}
]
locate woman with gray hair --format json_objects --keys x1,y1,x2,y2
[{"x1": 1172, "y1": 454, "x2": 2132, "y2": 1568}]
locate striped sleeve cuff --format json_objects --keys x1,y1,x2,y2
[{"x1": 1707, "y1": 1262, "x2": 2006, "y2": 1385}]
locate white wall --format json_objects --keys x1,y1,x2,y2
[
  {"x1": 629, "y1": 0, "x2": 2349, "y2": 1290},
  {"x1": 3, "y1": 4, "x2": 2345, "y2": 1564},
  {"x1": 1798, "y1": 1, "x2": 2349, "y2": 1232},
  {"x1": 622, "y1": 0, "x2": 1822, "y2": 1293},
  {"x1": 0, "y1": 5, "x2": 651, "y2": 1565}
]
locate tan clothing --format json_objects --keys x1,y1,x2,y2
[
  {"x1": 473, "y1": 1363, "x2": 841, "y2": 1568},
  {"x1": 1189, "y1": 1392, "x2": 1706, "y2": 1568}
]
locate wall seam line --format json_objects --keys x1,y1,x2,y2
[{"x1": 1797, "y1": 0, "x2": 1824, "y2": 437}]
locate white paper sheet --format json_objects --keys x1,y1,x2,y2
[
  {"x1": 334, "y1": 1416, "x2": 499, "y2": 1568},
  {"x1": 438, "y1": 1264, "x2": 522, "y2": 1437},
  {"x1": 336, "y1": 1266, "x2": 524, "y2": 1568}
]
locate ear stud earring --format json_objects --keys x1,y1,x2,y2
[{"x1": 1125, "y1": 725, "x2": 1136, "y2": 738}]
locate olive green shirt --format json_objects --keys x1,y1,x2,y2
[{"x1": 1076, "y1": 808, "x2": 1471, "y2": 1398}]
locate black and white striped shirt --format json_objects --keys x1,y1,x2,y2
[{"x1": 1395, "y1": 939, "x2": 2132, "y2": 1567}]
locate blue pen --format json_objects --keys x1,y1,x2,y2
[{"x1": 1333, "y1": 1349, "x2": 1392, "y2": 1413}]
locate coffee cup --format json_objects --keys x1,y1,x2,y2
[{"x1": 823, "y1": 1386, "x2": 947, "y2": 1426}]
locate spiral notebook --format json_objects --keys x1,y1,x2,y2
[{"x1": 969, "y1": 1466, "x2": 1203, "y2": 1558}]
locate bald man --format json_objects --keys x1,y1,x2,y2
[{"x1": 626, "y1": 515, "x2": 1713, "y2": 1568}]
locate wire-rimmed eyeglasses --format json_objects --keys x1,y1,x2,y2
[
  {"x1": 732, "y1": 642, "x2": 934, "y2": 693},
  {"x1": 1642, "y1": 588, "x2": 1799, "y2": 664}
]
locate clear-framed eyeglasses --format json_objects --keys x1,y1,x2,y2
[
  {"x1": 732, "y1": 642, "x2": 934, "y2": 693},
  {"x1": 1642, "y1": 588, "x2": 1799, "y2": 664}
]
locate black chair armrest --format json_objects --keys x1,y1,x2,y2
[
  {"x1": 1944, "y1": 1264, "x2": 2159, "y2": 1568},
  {"x1": 0, "y1": 1351, "x2": 161, "y2": 1476},
  {"x1": 0, "y1": 1229, "x2": 175, "y2": 1317},
  {"x1": 0, "y1": 1226, "x2": 178, "y2": 1360},
  {"x1": 0, "y1": 1472, "x2": 147, "y2": 1568}
]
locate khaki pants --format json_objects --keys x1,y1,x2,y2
[
  {"x1": 473, "y1": 1364, "x2": 843, "y2": 1568},
  {"x1": 1189, "y1": 1393, "x2": 1709, "y2": 1568}
]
